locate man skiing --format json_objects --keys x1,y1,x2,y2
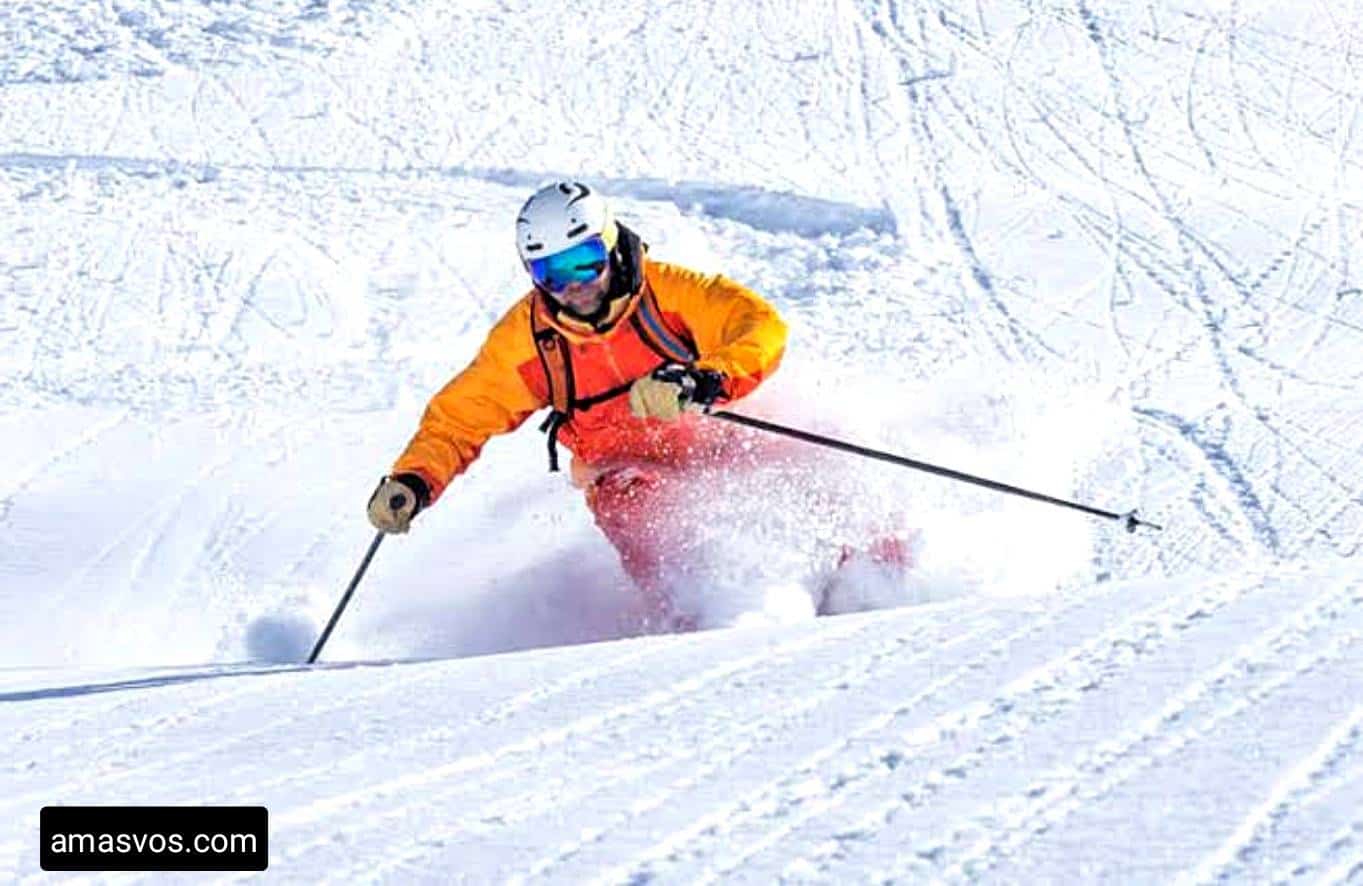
[{"x1": 367, "y1": 182, "x2": 789, "y2": 623}]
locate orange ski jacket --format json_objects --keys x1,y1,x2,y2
[{"x1": 392, "y1": 260, "x2": 787, "y2": 503}]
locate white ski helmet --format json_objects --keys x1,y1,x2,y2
[{"x1": 515, "y1": 181, "x2": 618, "y2": 264}]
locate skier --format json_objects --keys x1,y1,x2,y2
[{"x1": 367, "y1": 182, "x2": 792, "y2": 623}]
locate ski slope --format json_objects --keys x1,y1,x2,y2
[
  {"x1": 2, "y1": 0, "x2": 1362, "y2": 880},
  {"x1": 2, "y1": 567, "x2": 1361, "y2": 882}
]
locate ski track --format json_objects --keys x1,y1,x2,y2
[
  {"x1": 868, "y1": 0, "x2": 1363, "y2": 571},
  {"x1": 598, "y1": 573, "x2": 1260, "y2": 883},
  {"x1": 5, "y1": 607, "x2": 692, "y2": 812},
  {"x1": 4, "y1": 569, "x2": 1361, "y2": 882},
  {"x1": 1184, "y1": 701, "x2": 1363, "y2": 884},
  {"x1": 0, "y1": 638, "x2": 670, "y2": 864},
  {"x1": 14, "y1": 415, "x2": 294, "y2": 656},
  {"x1": 250, "y1": 610, "x2": 954, "y2": 866},
  {"x1": 1293, "y1": 817, "x2": 1363, "y2": 885},
  {"x1": 0, "y1": 408, "x2": 131, "y2": 523},
  {"x1": 351, "y1": 617, "x2": 1002, "y2": 882},
  {"x1": 230, "y1": 612, "x2": 891, "y2": 877},
  {"x1": 0, "y1": 658, "x2": 464, "y2": 816},
  {"x1": 702, "y1": 573, "x2": 1284, "y2": 882},
  {"x1": 207, "y1": 633, "x2": 687, "y2": 807},
  {"x1": 700, "y1": 572, "x2": 1358, "y2": 883},
  {"x1": 928, "y1": 578, "x2": 1363, "y2": 883}
]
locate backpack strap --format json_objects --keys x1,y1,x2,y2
[
  {"x1": 630, "y1": 282, "x2": 697, "y2": 363},
  {"x1": 529, "y1": 283, "x2": 698, "y2": 472},
  {"x1": 530, "y1": 293, "x2": 575, "y2": 471}
]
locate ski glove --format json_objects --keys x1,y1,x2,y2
[
  {"x1": 628, "y1": 364, "x2": 726, "y2": 422},
  {"x1": 367, "y1": 473, "x2": 430, "y2": 534}
]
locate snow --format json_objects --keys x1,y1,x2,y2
[
  {"x1": 2, "y1": 567, "x2": 1360, "y2": 881},
  {"x1": 2, "y1": 0, "x2": 1361, "y2": 881}
]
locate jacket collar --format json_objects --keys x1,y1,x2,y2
[{"x1": 532, "y1": 282, "x2": 644, "y2": 342}]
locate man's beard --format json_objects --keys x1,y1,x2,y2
[
  {"x1": 553, "y1": 265, "x2": 618, "y2": 326},
  {"x1": 557, "y1": 291, "x2": 610, "y2": 323}
]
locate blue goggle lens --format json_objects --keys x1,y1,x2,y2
[{"x1": 529, "y1": 237, "x2": 609, "y2": 291}]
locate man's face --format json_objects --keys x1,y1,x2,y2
[{"x1": 554, "y1": 264, "x2": 612, "y2": 318}]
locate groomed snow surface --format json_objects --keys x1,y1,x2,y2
[{"x1": 2, "y1": 0, "x2": 1361, "y2": 881}]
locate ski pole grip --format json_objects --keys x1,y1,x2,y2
[{"x1": 390, "y1": 492, "x2": 408, "y2": 511}]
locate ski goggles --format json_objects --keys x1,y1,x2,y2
[{"x1": 528, "y1": 236, "x2": 610, "y2": 292}]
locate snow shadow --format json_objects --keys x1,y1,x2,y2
[
  {"x1": 459, "y1": 167, "x2": 897, "y2": 237},
  {"x1": 244, "y1": 612, "x2": 318, "y2": 663}
]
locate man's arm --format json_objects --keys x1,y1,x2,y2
[
  {"x1": 391, "y1": 297, "x2": 545, "y2": 504},
  {"x1": 646, "y1": 260, "x2": 788, "y2": 400}
]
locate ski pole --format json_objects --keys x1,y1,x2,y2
[
  {"x1": 705, "y1": 409, "x2": 1162, "y2": 533},
  {"x1": 307, "y1": 530, "x2": 386, "y2": 664}
]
